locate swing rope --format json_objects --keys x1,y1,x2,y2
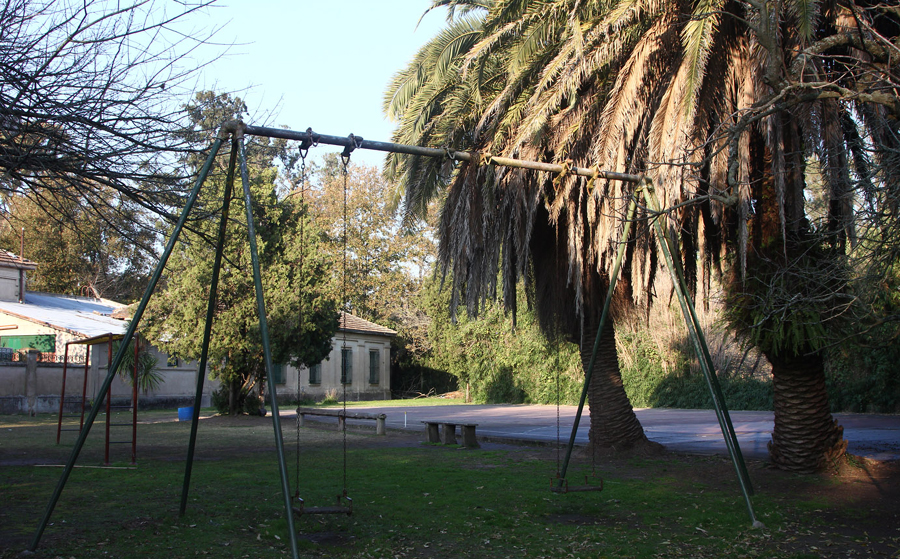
[
  {"x1": 291, "y1": 133, "x2": 352, "y2": 515},
  {"x1": 340, "y1": 147, "x2": 350, "y2": 497},
  {"x1": 293, "y1": 138, "x2": 310, "y2": 499}
]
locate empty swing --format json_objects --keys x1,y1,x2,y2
[{"x1": 290, "y1": 133, "x2": 358, "y2": 517}]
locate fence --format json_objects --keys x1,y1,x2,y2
[{"x1": 0, "y1": 348, "x2": 69, "y2": 364}]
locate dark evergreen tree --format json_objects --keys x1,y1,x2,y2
[{"x1": 143, "y1": 92, "x2": 338, "y2": 415}]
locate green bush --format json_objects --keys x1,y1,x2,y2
[
  {"x1": 618, "y1": 321, "x2": 773, "y2": 411},
  {"x1": 321, "y1": 388, "x2": 339, "y2": 405},
  {"x1": 211, "y1": 385, "x2": 230, "y2": 415},
  {"x1": 243, "y1": 392, "x2": 264, "y2": 415},
  {"x1": 211, "y1": 384, "x2": 266, "y2": 415},
  {"x1": 826, "y1": 341, "x2": 900, "y2": 413}
]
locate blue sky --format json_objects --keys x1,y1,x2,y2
[{"x1": 198, "y1": 1, "x2": 447, "y2": 168}]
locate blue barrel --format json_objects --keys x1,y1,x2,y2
[{"x1": 178, "y1": 406, "x2": 194, "y2": 421}]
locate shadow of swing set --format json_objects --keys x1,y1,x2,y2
[{"x1": 28, "y1": 121, "x2": 762, "y2": 559}]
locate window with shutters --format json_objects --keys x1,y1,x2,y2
[
  {"x1": 369, "y1": 349, "x2": 380, "y2": 384},
  {"x1": 341, "y1": 347, "x2": 352, "y2": 384},
  {"x1": 309, "y1": 363, "x2": 321, "y2": 385},
  {"x1": 271, "y1": 363, "x2": 285, "y2": 384}
]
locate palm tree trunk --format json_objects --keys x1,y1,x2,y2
[
  {"x1": 583, "y1": 316, "x2": 659, "y2": 453},
  {"x1": 767, "y1": 351, "x2": 847, "y2": 472}
]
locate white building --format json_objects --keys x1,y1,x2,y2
[
  {"x1": 0, "y1": 250, "x2": 205, "y2": 413},
  {"x1": 0, "y1": 250, "x2": 397, "y2": 412},
  {"x1": 276, "y1": 312, "x2": 396, "y2": 402}
]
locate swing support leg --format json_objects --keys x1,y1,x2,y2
[
  {"x1": 641, "y1": 181, "x2": 760, "y2": 527},
  {"x1": 557, "y1": 191, "x2": 638, "y2": 490},
  {"x1": 237, "y1": 135, "x2": 301, "y2": 558},
  {"x1": 28, "y1": 137, "x2": 226, "y2": 552},
  {"x1": 180, "y1": 138, "x2": 238, "y2": 516}
]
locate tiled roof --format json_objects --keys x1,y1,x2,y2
[
  {"x1": 0, "y1": 250, "x2": 37, "y2": 270},
  {"x1": 0, "y1": 291, "x2": 127, "y2": 338},
  {"x1": 338, "y1": 312, "x2": 397, "y2": 337}
]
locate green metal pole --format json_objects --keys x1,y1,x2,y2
[
  {"x1": 645, "y1": 185, "x2": 752, "y2": 490},
  {"x1": 180, "y1": 138, "x2": 238, "y2": 516},
  {"x1": 557, "y1": 192, "x2": 639, "y2": 489},
  {"x1": 236, "y1": 135, "x2": 300, "y2": 559},
  {"x1": 641, "y1": 182, "x2": 760, "y2": 526},
  {"x1": 654, "y1": 205, "x2": 754, "y2": 494},
  {"x1": 28, "y1": 137, "x2": 225, "y2": 552}
]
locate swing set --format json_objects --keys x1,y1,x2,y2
[{"x1": 28, "y1": 121, "x2": 761, "y2": 559}]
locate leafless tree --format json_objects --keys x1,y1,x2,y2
[{"x1": 0, "y1": 0, "x2": 222, "y2": 228}]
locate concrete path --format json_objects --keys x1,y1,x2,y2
[{"x1": 334, "y1": 404, "x2": 900, "y2": 462}]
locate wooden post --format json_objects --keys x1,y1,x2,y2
[
  {"x1": 461, "y1": 425, "x2": 479, "y2": 448},
  {"x1": 441, "y1": 423, "x2": 457, "y2": 445},
  {"x1": 25, "y1": 349, "x2": 38, "y2": 416},
  {"x1": 424, "y1": 422, "x2": 440, "y2": 443}
]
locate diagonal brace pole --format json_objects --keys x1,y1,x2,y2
[
  {"x1": 28, "y1": 136, "x2": 226, "y2": 552},
  {"x1": 557, "y1": 191, "x2": 639, "y2": 488},
  {"x1": 236, "y1": 134, "x2": 300, "y2": 559},
  {"x1": 642, "y1": 180, "x2": 760, "y2": 527},
  {"x1": 180, "y1": 137, "x2": 238, "y2": 516}
]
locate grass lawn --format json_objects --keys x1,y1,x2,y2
[{"x1": 1, "y1": 410, "x2": 897, "y2": 558}]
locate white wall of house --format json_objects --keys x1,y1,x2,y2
[
  {"x1": 0, "y1": 341, "x2": 217, "y2": 414},
  {"x1": 0, "y1": 313, "x2": 88, "y2": 361},
  {"x1": 275, "y1": 330, "x2": 392, "y2": 402}
]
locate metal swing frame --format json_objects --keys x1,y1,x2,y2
[{"x1": 29, "y1": 120, "x2": 760, "y2": 559}]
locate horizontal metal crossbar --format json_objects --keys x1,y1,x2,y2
[{"x1": 230, "y1": 122, "x2": 643, "y2": 184}]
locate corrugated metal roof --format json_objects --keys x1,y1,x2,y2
[
  {"x1": 339, "y1": 312, "x2": 397, "y2": 337},
  {"x1": 0, "y1": 250, "x2": 37, "y2": 270},
  {"x1": 0, "y1": 295, "x2": 396, "y2": 341},
  {"x1": 0, "y1": 291, "x2": 128, "y2": 338}
]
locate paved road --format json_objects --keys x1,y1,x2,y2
[{"x1": 331, "y1": 404, "x2": 900, "y2": 462}]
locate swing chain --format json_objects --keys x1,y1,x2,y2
[
  {"x1": 294, "y1": 137, "x2": 312, "y2": 497},
  {"x1": 340, "y1": 144, "x2": 350, "y2": 496}
]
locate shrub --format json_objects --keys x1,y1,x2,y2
[
  {"x1": 211, "y1": 385, "x2": 230, "y2": 415},
  {"x1": 617, "y1": 299, "x2": 773, "y2": 411},
  {"x1": 826, "y1": 340, "x2": 900, "y2": 413}
]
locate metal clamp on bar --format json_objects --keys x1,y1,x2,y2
[
  {"x1": 298, "y1": 127, "x2": 316, "y2": 153},
  {"x1": 340, "y1": 133, "x2": 363, "y2": 164}
]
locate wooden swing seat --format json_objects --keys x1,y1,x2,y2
[
  {"x1": 550, "y1": 475, "x2": 604, "y2": 494},
  {"x1": 292, "y1": 494, "x2": 353, "y2": 517}
]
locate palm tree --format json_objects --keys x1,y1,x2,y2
[
  {"x1": 386, "y1": 0, "x2": 899, "y2": 471},
  {"x1": 385, "y1": 0, "x2": 658, "y2": 454}
]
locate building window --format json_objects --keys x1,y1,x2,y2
[
  {"x1": 369, "y1": 349, "x2": 380, "y2": 385},
  {"x1": 271, "y1": 363, "x2": 285, "y2": 384},
  {"x1": 167, "y1": 353, "x2": 180, "y2": 367},
  {"x1": 309, "y1": 363, "x2": 321, "y2": 385},
  {"x1": 341, "y1": 347, "x2": 352, "y2": 385}
]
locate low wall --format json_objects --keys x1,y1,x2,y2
[{"x1": 0, "y1": 350, "x2": 218, "y2": 414}]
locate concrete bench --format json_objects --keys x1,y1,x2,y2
[
  {"x1": 297, "y1": 407, "x2": 386, "y2": 435},
  {"x1": 422, "y1": 421, "x2": 479, "y2": 448}
]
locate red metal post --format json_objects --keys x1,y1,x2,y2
[
  {"x1": 131, "y1": 338, "x2": 138, "y2": 465},
  {"x1": 104, "y1": 338, "x2": 112, "y2": 466},
  {"x1": 56, "y1": 344, "x2": 70, "y2": 444},
  {"x1": 80, "y1": 345, "x2": 90, "y2": 431}
]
